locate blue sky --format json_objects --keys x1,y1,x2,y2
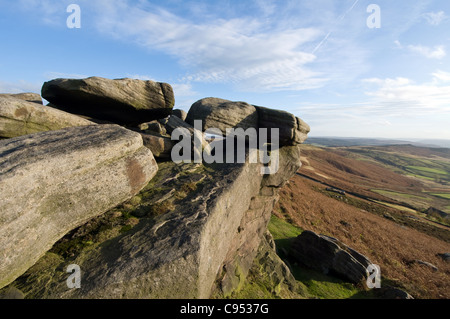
[{"x1": 0, "y1": 0, "x2": 449, "y2": 139}]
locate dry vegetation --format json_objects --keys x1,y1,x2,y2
[{"x1": 274, "y1": 144, "x2": 450, "y2": 299}]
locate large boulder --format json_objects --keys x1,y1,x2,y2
[
  {"x1": 289, "y1": 231, "x2": 372, "y2": 283},
  {"x1": 186, "y1": 98, "x2": 258, "y2": 134},
  {"x1": 0, "y1": 93, "x2": 42, "y2": 104},
  {"x1": 255, "y1": 106, "x2": 310, "y2": 146},
  {"x1": 0, "y1": 96, "x2": 94, "y2": 138},
  {"x1": 0, "y1": 124, "x2": 158, "y2": 289},
  {"x1": 140, "y1": 133, "x2": 174, "y2": 158},
  {"x1": 41, "y1": 77, "x2": 175, "y2": 125},
  {"x1": 185, "y1": 98, "x2": 310, "y2": 146}
]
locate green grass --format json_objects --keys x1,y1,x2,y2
[
  {"x1": 372, "y1": 189, "x2": 428, "y2": 201},
  {"x1": 372, "y1": 200, "x2": 417, "y2": 214},
  {"x1": 346, "y1": 147, "x2": 450, "y2": 183},
  {"x1": 430, "y1": 193, "x2": 450, "y2": 200},
  {"x1": 289, "y1": 266, "x2": 373, "y2": 299},
  {"x1": 267, "y1": 215, "x2": 374, "y2": 299},
  {"x1": 404, "y1": 173, "x2": 435, "y2": 181},
  {"x1": 268, "y1": 215, "x2": 303, "y2": 252},
  {"x1": 406, "y1": 166, "x2": 448, "y2": 175},
  {"x1": 268, "y1": 215, "x2": 303, "y2": 240}
]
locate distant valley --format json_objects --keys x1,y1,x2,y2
[
  {"x1": 305, "y1": 137, "x2": 450, "y2": 149},
  {"x1": 269, "y1": 142, "x2": 450, "y2": 299}
]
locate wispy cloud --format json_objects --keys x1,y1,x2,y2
[
  {"x1": 362, "y1": 72, "x2": 450, "y2": 115},
  {"x1": 16, "y1": 0, "x2": 69, "y2": 26},
  {"x1": 312, "y1": 0, "x2": 359, "y2": 54},
  {"x1": 44, "y1": 71, "x2": 89, "y2": 80},
  {"x1": 91, "y1": 0, "x2": 326, "y2": 92},
  {"x1": 423, "y1": 11, "x2": 447, "y2": 26},
  {"x1": 395, "y1": 40, "x2": 446, "y2": 59},
  {"x1": 0, "y1": 79, "x2": 42, "y2": 94},
  {"x1": 407, "y1": 44, "x2": 446, "y2": 59},
  {"x1": 296, "y1": 70, "x2": 450, "y2": 138}
]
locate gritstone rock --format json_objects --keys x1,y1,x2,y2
[
  {"x1": 0, "y1": 124, "x2": 158, "y2": 289},
  {"x1": 41, "y1": 77, "x2": 175, "y2": 125}
]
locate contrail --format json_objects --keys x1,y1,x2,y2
[{"x1": 312, "y1": 0, "x2": 360, "y2": 54}]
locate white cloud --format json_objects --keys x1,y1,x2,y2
[
  {"x1": 91, "y1": 0, "x2": 327, "y2": 92},
  {"x1": 362, "y1": 73, "x2": 450, "y2": 115},
  {"x1": 44, "y1": 71, "x2": 89, "y2": 80},
  {"x1": 423, "y1": 11, "x2": 447, "y2": 26},
  {"x1": 125, "y1": 74, "x2": 156, "y2": 81},
  {"x1": 16, "y1": 0, "x2": 68, "y2": 26},
  {"x1": 0, "y1": 80, "x2": 41, "y2": 94},
  {"x1": 407, "y1": 44, "x2": 446, "y2": 59},
  {"x1": 171, "y1": 83, "x2": 197, "y2": 97},
  {"x1": 432, "y1": 70, "x2": 450, "y2": 83}
]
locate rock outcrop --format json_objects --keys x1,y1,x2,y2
[
  {"x1": 0, "y1": 96, "x2": 93, "y2": 138},
  {"x1": 0, "y1": 78, "x2": 310, "y2": 299},
  {"x1": 255, "y1": 106, "x2": 309, "y2": 145},
  {"x1": 0, "y1": 93, "x2": 42, "y2": 104},
  {"x1": 289, "y1": 230, "x2": 372, "y2": 284},
  {"x1": 186, "y1": 98, "x2": 258, "y2": 133},
  {"x1": 41, "y1": 77, "x2": 175, "y2": 125},
  {"x1": 185, "y1": 98, "x2": 310, "y2": 146},
  {"x1": 140, "y1": 133, "x2": 174, "y2": 158},
  {"x1": 0, "y1": 124, "x2": 158, "y2": 288}
]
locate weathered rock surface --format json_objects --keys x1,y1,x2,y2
[
  {"x1": 160, "y1": 114, "x2": 208, "y2": 159},
  {"x1": 437, "y1": 253, "x2": 450, "y2": 262},
  {"x1": 214, "y1": 229, "x2": 300, "y2": 298},
  {"x1": 289, "y1": 230, "x2": 372, "y2": 283},
  {"x1": 262, "y1": 144, "x2": 302, "y2": 188},
  {"x1": 1, "y1": 96, "x2": 309, "y2": 299},
  {"x1": 0, "y1": 93, "x2": 42, "y2": 104},
  {"x1": 185, "y1": 98, "x2": 310, "y2": 146},
  {"x1": 376, "y1": 287, "x2": 414, "y2": 299},
  {"x1": 3, "y1": 143, "x2": 305, "y2": 299},
  {"x1": 0, "y1": 124, "x2": 158, "y2": 289},
  {"x1": 41, "y1": 77, "x2": 175, "y2": 125},
  {"x1": 186, "y1": 98, "x2": 258, "y2": 134},
  {"x1": 255, "y1": 106, "x2": 310, "y2": 146},
  {"x1": 140, "y1": 133, "x2": 174, "y2": 158},
  {"x1": 0, "y1": 286, "x2": 24, "y2": 299},
  {"x1": 0, "y1": 96, "x2": 94, "y2": 138},
  {"x1": 139, "y1": 120, "x2": 167, "y2": 135},
  {"x1": 172, "y1": 109, "x2": 187, "y2": 121}
]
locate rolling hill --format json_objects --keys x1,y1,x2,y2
[{"x1": 269, "y1": 143, "x2": 450, "y2": 299}]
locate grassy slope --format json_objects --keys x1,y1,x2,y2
[
  {"x1": 267, "y1": 215, "x2": 374, "y2": 299},
  {"x1": 273, "y1": 144, "x2": 450, "y2": 299}
]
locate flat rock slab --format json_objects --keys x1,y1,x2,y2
[
  {"x1": 0, "y1": 93, "x2": 42, "y2": 104},
  {"x1": 41, "y1": 77, "x2": 175, "y2": 125},
  {"x1": 0, "y1": 124, "x2": 158, "y2": 289},
  {"x1": 0, "y1": 96, "x2": 94, "y2": 138}
]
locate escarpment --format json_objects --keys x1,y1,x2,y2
[{"x1": 0, "y1": 78, "x2": 310, "y2": 298}]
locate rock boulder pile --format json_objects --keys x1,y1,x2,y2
[{"x1": 0, "y1": 76, "x2": 310, "y2": 299}]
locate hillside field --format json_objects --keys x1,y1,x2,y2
[{"x1": 270, "y1": 144, "x2": 450, "y2": 299}]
